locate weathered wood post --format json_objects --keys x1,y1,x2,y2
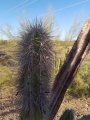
[{"x1": 50, "y1": 17, "x2": 90, "y2": 119}]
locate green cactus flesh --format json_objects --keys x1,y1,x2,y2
[{"x1": 59, "y1": 109, "x2": 74, "y2": 120}]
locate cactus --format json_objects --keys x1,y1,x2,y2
[
  {"x1": 18, "y1": 19, "x2": 53, "y2": 120},
  {"x1": 54, "y1": 47, "x2": 69, "y2": 76},
  {"x1": 59, "y1": 109, "x2": 74, "y2": 120}
]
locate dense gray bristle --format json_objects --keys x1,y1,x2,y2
[{"x1": 17, "y1": 18, "x2": 54, "y2": 119}]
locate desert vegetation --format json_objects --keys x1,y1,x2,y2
[
  {"x1": 0, "y1": 11, "x2": 90, "y2": 119},
  {"x1": 0, "y1": 37, "x2": 90, "y2": 119},
  {"x1": 1, "y1": 39, "x2": 90, "y2": 97}
]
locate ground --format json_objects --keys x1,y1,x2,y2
[
  {"x1": 55, "y1": 97, "x2": 90, "y2": 120},
  {"x1": 0, "y1": 40, "x2": 90, "y2": 120},
  {"x1": 0, "y1": 87, "x2": 90, "y2": 120}
]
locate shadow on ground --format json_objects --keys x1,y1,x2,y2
[{"x1": 79, "y1": 115, "x2": 90, "y2": 120}]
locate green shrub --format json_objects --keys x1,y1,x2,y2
[
  {"x1": 67, "y1": 77, "x2": 89, "y2": 97},
  {"x1": 0, "y1": 40, "x2": 8, "y2": 45},
  {"x1": 0, "y1": 64, "x2": 15, "y2": 89}
]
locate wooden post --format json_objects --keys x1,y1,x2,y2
[{"x1": 50, "y1": 17, "x2": 90, "y2": 119}]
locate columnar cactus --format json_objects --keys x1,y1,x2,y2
[
  {"x1": 18, "y1": 19, "x2": 54, "y2": 120},
  {"x1": 59, "y1": 109, "x2": 74, "y2": 120}
]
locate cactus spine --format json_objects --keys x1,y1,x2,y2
[{"x1": 18, "y1": 19, "x2": 53, "y2": 120}]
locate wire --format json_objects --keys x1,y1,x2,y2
[
  {"x1": 0, "y1": 0, "x2": 89, "y2": 18},
  {"x1": 0, "y1": 0, "x2": 37, "y2": 17},
  {"x1": 38, "y1": 0, "x2": 90, "y2": 17},
  {"x1": 14, "y1": 0, "x2": 37, "y2": 12},
  {"x1": 0, "y1": 0, "x2": 29, "y2": 16}
]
